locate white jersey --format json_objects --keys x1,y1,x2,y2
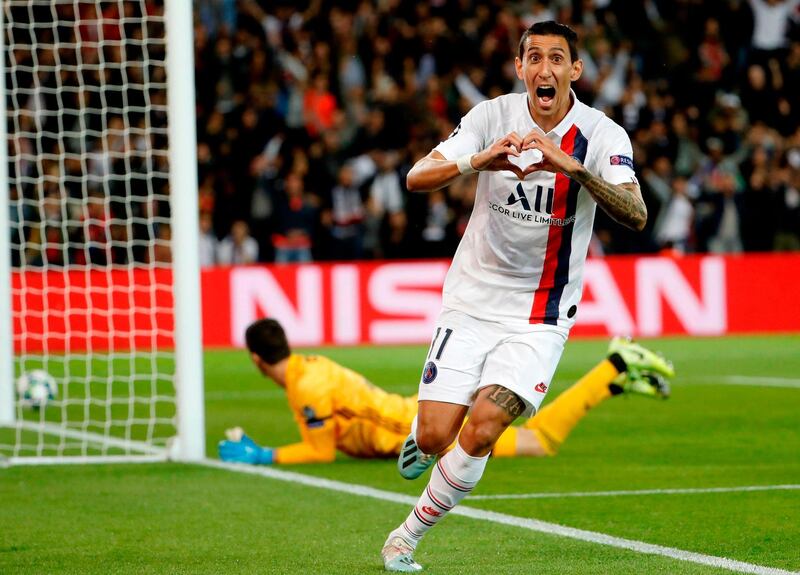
[{"x1": 434, "y1": 91, "x2": 636, "y2": 329}]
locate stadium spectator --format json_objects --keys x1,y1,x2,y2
[
  {"x1": 272, "y1": 172, "x2": 317, "y2": 264},
  {"x1": 742, "y1": 64, "x2": 782, "y2": 127},
  {"x1": 217, "y1": 220, "x2": 259, "y2": 265},
  {"x1": 691, "y1": 138, "x2": 746, "y2": 253},
  {"x1": 419, "y1": 189, "x2": 451, "y2": 258},
  {"x1": 693, "y1": 18, "x2": 732, "y2": 110},
  {"x1": 198, "y1": 212, "x2": 219, "y2": 268},
  {"x1": 654, "y1": 177, "x2": 694, "y2": 254},
  {"x1": 81, "y1": 190, "x2": 113, "y2": 266},
  {"x1": 365, "y1": 149, "x2": 407, "y2": 258},
  {"x1": 774, "y1": 145, "x2": 800, "y2": 249},
  {"x1": 303, "y1": 73, "x2": 338, "y2": 138},
  {"x1": 747, "y1": 0, "x2": 800, "y2": 62},
  {"x1": 323, "y1": 164, "x2": 365, "y2": 260}
]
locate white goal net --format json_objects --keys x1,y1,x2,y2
[{"x1": 0, "y1": 0, "x2": 204, "y2": 463}]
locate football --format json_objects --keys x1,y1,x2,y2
[{"x1": 15, "y1": 370, "x2": 58, "y2": 409}]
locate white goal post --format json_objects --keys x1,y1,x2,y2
[{"x1": 0, "y1": 0, "x2": 205, "y2": 464}]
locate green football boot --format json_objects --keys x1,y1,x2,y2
[
  {"x1": 607, "y1": 336, "x2": 675, "y2": 379},
  {"x1": 612, "y1": 369, "x2": 671, "y2": 399}
]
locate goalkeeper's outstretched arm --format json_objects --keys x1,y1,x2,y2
[{"x1": 218, "y1": 422, "x2": 337, "y2": 465}]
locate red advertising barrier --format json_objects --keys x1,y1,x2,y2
[
  {"x1": 13, "y1": 254, "x2": 800, "y2": 352},
  {"x1": 13, "y1": 268, "x2": 176, "y2": 352}
]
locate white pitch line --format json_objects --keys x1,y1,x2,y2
[
  {"x1": 3, "y1": 454, "x2": 167, "y2": 467},
  {"x1": 7, "y1": 421, "x2": 165, "y2": 455},
  {"x1": 692, "y1": 376, "x2": 800, "y2": 389},
  {"x1": 470, "y1": 484, "x2": 800, "y2": 500},
  {"x1": 201, "y1": 460, "x2": 798, "y2": 575}
]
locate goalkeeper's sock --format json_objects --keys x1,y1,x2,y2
[
  {"x1": 522, "y1": 358, "x2": 620, "y2": 455},
  {"x1": 491, "y1": 426, "x2": 518, "y2": 458},
  {"x1": 393, "y1": 441, "x2": 488, "y2": 547}
]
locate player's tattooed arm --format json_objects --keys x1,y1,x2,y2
[
  {"x1": 520, "y1": 131, "x2": 647, "y2": 231},
  {"x1": 570, "y1": 168, "x2": 647, "y2": 231},
  {"x1": 485, "y1": 385, "x2": 526, "y2": 419}
]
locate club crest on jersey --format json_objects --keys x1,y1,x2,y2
[
  {"x1": 609, "y1": 155, "x2": 634, "y2": 169},
  {"x1": 534, "y1": 382, "x2": 548, "y2": 393},
  {"x1": 422, "y1": 361, "x2": 438, "y2": 384}
]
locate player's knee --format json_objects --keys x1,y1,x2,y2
[
  {"x1": 460, "y1": 422, "x2": 502, "y2": 454},
  {"x1": 415, "y1": 424, "x2": 455, "y2": 455}
]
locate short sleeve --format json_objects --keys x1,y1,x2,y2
[
  {"x1": 434, "y1": 101, "x2": 487, "y2": 160},
  {"x1": 287, "y1": 375, "x2": 333, "y2": 431},
  {"x1": 593, "y1": 120, "x2": 638, "y2": 186}
]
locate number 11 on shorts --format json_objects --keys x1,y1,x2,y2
[{"x1": 428, "y1": 328, "x2": 453, "y2": 360}]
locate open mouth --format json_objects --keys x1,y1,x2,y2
[{"x1": 535, "y1": 85, "x2": 556, "y2": 104}]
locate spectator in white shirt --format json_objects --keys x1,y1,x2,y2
[
  {"x1": 655, "y1": 177, "x2": 695, "y2": 254},
  {"x1": 748, "y1": 0, "x2": 800, "y2": 59},
  {"x1": 217, "y1": 220, "x2": 259, "y2": 265},
  {"x1": 365, "y1": 149, "x2": 406, "y2": 258}
]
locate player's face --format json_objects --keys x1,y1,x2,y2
[{"x1": 515, "y1": 35, "x2": 582, "y2": 124}]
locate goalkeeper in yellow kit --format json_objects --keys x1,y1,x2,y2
[{"x1": 218, "y1": 319, "x2": 674, "y2": 465}]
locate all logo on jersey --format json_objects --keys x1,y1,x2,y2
[
  {"x1": 492, "y1": 183, "x2": 573, "y2": 225},
  {"x1": 507, "y1": 185, "x2": 531, "y2": 211},
  {"x1": 534, "y1": 382, "x2": 548, "y2": 393},
  {"x1": 533, "y1": 185, "x2": 554, "y2": 214},
  {"x1": 507, "y1": 183, "x2": 554, "y2": 213},
  {"x1": 422, "y1": 361, "x2": 438, "y2": 384}
]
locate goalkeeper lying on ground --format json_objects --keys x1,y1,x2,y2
[{"x1": 218, "y1": 319, "x2": 674, "y2": 465}]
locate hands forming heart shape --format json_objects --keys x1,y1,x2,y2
[{"x1": 471, "y1": 130, "x2": 580, "y2": 181}]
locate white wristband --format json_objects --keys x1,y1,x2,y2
[{"x1": 456, "y1": 154, "x2": 477, "y2": 175}]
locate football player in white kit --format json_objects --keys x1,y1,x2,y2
[{"x1": 381, "y1": 21, "x2": 648, "y2": 572}]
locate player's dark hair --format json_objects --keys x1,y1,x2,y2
[
  {"x1": 245, "y1": 318, "x2": 291, "y2": 365},
  {"x1": 518, "y1": 21, "x2": 579, "y2": 63}
]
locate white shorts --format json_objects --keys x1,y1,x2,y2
[{"x1": 417, "y1": 308, "x2": 568, "y2": 418}]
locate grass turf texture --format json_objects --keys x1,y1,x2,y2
[{"x1": 2, "y1": 335, "x2": 799, "y2": 574}]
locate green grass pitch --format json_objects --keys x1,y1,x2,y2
[{"x1": 2, "y1": 335, "x2": 799, "y2": 574}]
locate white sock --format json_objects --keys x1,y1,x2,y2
[{"x1": 393, "y1": 441, "x2": 488, "y2": 548}]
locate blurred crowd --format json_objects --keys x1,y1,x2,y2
[
  {"x1": 7, "y1": 0, "x2": 800, "y2": 268},
  {"x1": 7, "y1": 1, "x2": 171, "y2": 267},
  {"x1": 194, "y1": 0, "x2": 800, "y2": 265}
]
